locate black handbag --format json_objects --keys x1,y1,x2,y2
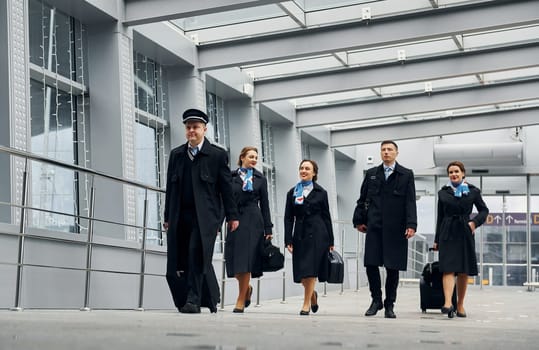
[
  {"x1": 327, "y1": 250, "x2": 344, "y2": 284},
  {"x1": 261, "y1": 239, "x2": 284, "y2": 272}
]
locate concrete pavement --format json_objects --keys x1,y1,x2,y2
[{"x1": 1, "y1": 285, "x2": 538, "y2": 349}]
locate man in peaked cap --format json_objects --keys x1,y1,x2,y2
[
  {"x1": 182, "y1": 108, "x2": 209, "y2": 124},
  {"x1": 163, "y1": 108, "x2": 239, "y2": 313}
]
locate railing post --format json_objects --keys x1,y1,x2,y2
[
  {"x1": 529, "y1": 267, "x2": 537, "y2": 292},
  {"x1": 220, "y1": 225, "x2": 226, "y2": 310},
  {"x1": 255, "y1": 278, "x2": 261, "y2": 307},
  {"x1": 81, "y1": 177, "x2": 96, "y2": 311},
  {"x1": 323, "y1": 281, "x2": 327, "y2": 296},
  {"x1": 356, "y1": 229, "x2": 361, "y2": 292},
  {"x1": 340, "y1": 226, "x2": 345, "y2": 295},
  {"x1": 11, "y1": 159, "x2": 29, "y2": 311},
  {"x1": 136, "y1": 189, "x2": 149, "y2": 311},
  {"x1": 281, "y1": 242, "x2": 286, "y2": 303}
]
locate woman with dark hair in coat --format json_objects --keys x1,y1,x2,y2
[
  {"x1": 225, "y1": 146, "x2": 273, "y2": 313},
  {"x1": 433, "y1": 161, "x2": 489, "y2": 318},
  {"x1": 285, "y1": 159, "x2": 334, "y2": 316}
]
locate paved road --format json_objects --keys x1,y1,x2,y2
[{"x1": 1, "y1": 286, "x2": 538, "y2": 349}]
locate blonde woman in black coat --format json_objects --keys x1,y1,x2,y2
[
  {"x1": 225, "y1": 146, "x2": 273, "y2": 313},
  {"x1": 433, "y1": 161, "x2": 488, "y2": 318},
  {"x1": 285, "y1": 159, "x2": 334, "y2": 316}
]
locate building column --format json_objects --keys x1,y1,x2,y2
[
  {"x1": 273, "y1": 126, "x2": 302, "y2": 217},
  {"x1": 0, "y1": 0, "x2": 31, "y2": 224},
  {"x1": 309, "y1": 146, "x2": 339, "y2": 220},
  {"x1": 87, "y1": 22, "x2": 137, "y2": 240},
  {"x1": 167, "y1": 67, "x2": 206, "y2": 149},
  {"x1": 228, "y1": 99, "x2": 261, "y2": 167}
]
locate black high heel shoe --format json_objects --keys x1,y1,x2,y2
[
  {"x1": 441, "y1": 305, "x2": 455, "y2": 318},
  {"x1": 245, "y1": 285, "x2": 253, "y2": 308},
  {"x1": 299, "y1": 310, "x2": 310, "y2": 316},
  {"x1": 311, "y1": 291, "x2": 319, "y2": 313}
]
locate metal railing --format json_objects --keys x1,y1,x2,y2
[
  {"x1": 185, "y1": 215, "x2": 427, "y2": 308},
  {"x1": 215, "y1": 217, "x2": 366, "y2": 308},
  {"x1": 0, "y1": 145, "x2": 165, "y2": 311}
]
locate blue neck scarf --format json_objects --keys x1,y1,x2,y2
[
  {"x1": 239, "y1": 168, "x2": 253, "y2": 192},
  {"x1": 294, "y1": 180, "x2": 313, "y2": 205},
  {"x1": 449, "y1": 181, "x2": 469, "y2": 197}
]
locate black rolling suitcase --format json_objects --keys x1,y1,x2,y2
[{"x1": 420, "y1": 249, "x2": 456, "y2": 313}]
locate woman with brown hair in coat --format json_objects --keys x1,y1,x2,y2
[
  {"x1": 285, "y1": 159, "x2": 334, "y2": 316},
  {"x1": 433, "y1": 161, "x2": 489, "y2": 318},
  {"x1": 225, "y1": 146, "x2": 273, "y2": 313}
]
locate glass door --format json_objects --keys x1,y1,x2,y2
[{"x1": 480, "y1": 176, "x2": 528, "y2": 286}]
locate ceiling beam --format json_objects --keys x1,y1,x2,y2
[
  {"x1": 197, "y1": 0, "x2": 539, "y2": 70},
  {"x1": 330, "y1": 107, "x2": 539, "y2": 147},
  {"x1": 253, "y1": 44, "x2": 539, "y2": 102},
  {"x1": 278, "y1": 2, "x2": 306, "y2": 28},
  {"x1": 296, "y1": 79, "x2": 539, "y2": 128},
  {"x1": 124, "y1": 0, "x2": 283, "y2": 26}
]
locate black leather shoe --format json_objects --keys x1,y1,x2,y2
[
  {"x1": 456, "y1": 311, "x2": 467, "y2": 318},
  {"x1": 299, "y1": 310, "x2": 310, "y2": 316},
  {"x1": 364, "y1": 300, "x2": 383, "y2": 316},
  {"x1": 233, "y1": 307, "x2": 244, "y2": 313},
  {"x1": 441, "y1": 306, "x2": 452, "y2": 314},
  {"x1": 441, "y1": 305, "x2": 455, "y2": 318},
  {"x1": 311, "y1": 291, "x2": 319, "y2": 313},
  {"x1": 384, "y1": 304, "x2": 396, "y2": 319},
  {"x1": 245, "y1": 285, "x2": 253, "y2": 308},
  {"x1": 179, "y1": 302, "x2": 201, "y2": 314}
]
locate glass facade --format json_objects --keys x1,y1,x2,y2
[
  {"x1": 206, "y1": 91, "x2": 229, "y2": 149},
  {"x1": 134, "y1": 52, "x2": 169, "y2": 119},
  {"x1": 134, "y1": 123, "x2": 163, "y2": 245},
  {"x1": 28, "y1": 0, "x2": 88, "y2": 81},
  {"x1": 133, "y1": 51, "x2": 168, "y2": 246},
  {"x1": 28, "y1": 0, "x2": 90, "y2": 233}
]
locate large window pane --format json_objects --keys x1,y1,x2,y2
[
  {"x1": 30, "y1": 81, "x2": 78, "y2": 232},
  {"x1": 134, "y1": 52, "x2": 169, "y2": 119},
  {"x1": 206, "y1": 92, "x2": 229, "y2": 149},
  {"x1": 28, "y1": 0, "x2": 90, "y2": 234},
  {"x1": 133, "y1": 51, "x2": 168, "y2": 245},
  {"x1": 29, "y1": 0, "x2": 85, "y2": 81},
  {"x1": 507, "y1": 265, "x2": 527, "y2": 286},
  {"x1": 135, "y1": 123, "x2": 162, "y2": 245}
]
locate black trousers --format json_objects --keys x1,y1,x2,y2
[
  {"x1": 366, "y1": 265, "x2": 399, "y2": 306},
  {"x1": 178, "y1": 211, "x2": 204, "y2": 306}
]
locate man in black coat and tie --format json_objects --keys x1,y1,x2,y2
[
  {"x1": 353, "y1": 140, "x2": 417, "y2": 318},
  {"x1": 163, "y1": 108, "x2": 239, "y2": 313}
]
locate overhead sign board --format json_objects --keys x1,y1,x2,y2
[{"x1": 483, "y1": 213, "x2": 539, "y2": 226}]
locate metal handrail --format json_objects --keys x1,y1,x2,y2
[
  {"x1": 0, "y1": 144, "x2": 166, "y2": 311},
  {"x1": 0, "y1": 199, "x2": 164, "y2": 235},
  {"x1": 0, "y1": 144, "x2": 164, "y2": 193}
]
